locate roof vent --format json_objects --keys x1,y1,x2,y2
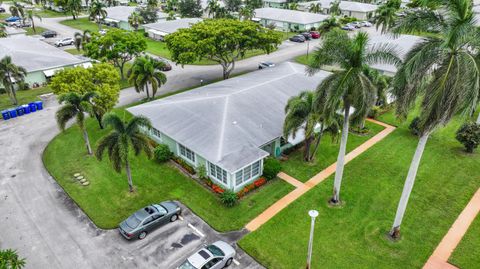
[{"x1": 232, "y1": 121, "x2": 237, "y2": 125}]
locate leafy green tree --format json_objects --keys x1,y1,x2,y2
[
  {"x1": 137, "y1": 6, "x2": 159, "y2": 23},
  {"x1": 388, "y1": 0, "x2": 480, "y2": 239},
  {"x1": 244, "y1": 0, "x2": 262, "y2": 9},
  {"x1": 224, "y1": 0, "x2": 241, "y2": 12},
  {"x1": 239, "y1": 6, "x2": 255, "y2": 21},
  {"x1": 456, "y1": 122, "x2": 480, "y2": 153},
  {"x1": 165, "y1": 0, "x2": 179, "y2": 12},
  {"x1": 74, "y1": 30, "x2": 92, "y2": 51},
  {"x1": 0, "y1": 56, "x2": 27, "y2": 106},
  {"x1": 56, "y1": 92, "x2": 97, "y2": 155},
  {"x1": 166, "y1": 11, "x2": 176, "y2": 20},
  {"x1": 84, "y1": 29, "x2": 147, "y2": 79},
  {"x1": 288, "y1": 2, "x2": 298, "y2": 10},
  {"x1": 96, "y1": 113, "x2": 154, "y2": 192},
  {"x1": 375, "y1": 0, "x2": 401, "y2": 33},
  {"x1": 128, "y1": 11, "x2": 143, "y2": 31},
  {"x1": 50, "y1": 63, "x2": 121, "y2": 129},
  {"x1": 205, "y1": 0, "x2": 221, "y2": 18},
  {"x1": 165, "y1": 19, "x2": 282, "y2": 79},
  {"x1": 127, "y1": 56, "x2": 167, "y2": 100},
  {"x1": 318, "y1": 15, "x2": 339, "y2": 33},
  {"x1": 178, "y1": 0, "x2": 202, "y2": 17},
  {"x1": 55, "y1": 0, "x2": 82, "y2": 19},
  {"x1": 0, "y1": 249, "x2": 26, "y2": 269},
  {"x1": 147, "y1": 0, "x2": 158, "y2": 7},
  {"x1": 0, "y1": 24, "x2": 6, "y2": 38},
  {"x1": 307, "y1": 29, "x2": 400, "y2": 205},
  {"x1": 89, "y1": 0, "x2": 107, "y2": 29}
]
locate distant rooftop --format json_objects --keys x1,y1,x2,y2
[
  {"x1": 298, "y1": 0, "x2": 378, "y2": 12},
  {"x1": 128, "y1": 62, "x2": 332, "y2": 172},
  {"x1": 254, "y1": 8, "x2": 329, "y2": 24},
  {"x1": 143, "y1": 18, "x2": 203, "y2": 34},
  {"x1": 105, "y1": 6, "x2": 167, "y2": 22},
  {"x1": 0, "y1": 36, "x2": 89, "y2": 72}
]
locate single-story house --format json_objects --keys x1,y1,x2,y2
[
  {"x1": 297, "y1": 0, "x2": 378, "y2": 20},
  {"x1": 254, "y1": 8, "x2": 329, "y2": 31},
  {"x1": 0, "y1": 36, "x2": 91, "y2": 85},
  {"x1": 369, "y1": 34, "x2": 422, "y2": 76},
  {"x1": 104, "y1": 6, "x2": 168, "y2": 31},
  {"x1": 143, "y1": 18, "x2": 203, "y2": 40},
  {"x1": 128, "y1": 63, "x2": 331, "y2": 191},
  {"x1": 262, "y1": 0, "x2": 288, "y2": 9}
]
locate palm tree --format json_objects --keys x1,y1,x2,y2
[
  {"x1": 318, "y1": 15, "x2": 339, "y2": 33},
  {"x1": 73, "y1": 30, "x2": 91, "y2": 51},
  {"x1": 375, "y1": 0, "x2": 401, "y2": 33},
  {"x1": 128, "y1": 12, "x2": 143, "y2": 31},
  {"x1": 0, "y1": 249, "x2": 26, "y2": 269},
  {"x1": 127, "y1": 56, "x2": 167, "y2": 100},
  {"x1": 95, "y1": 114, "x2": 154, "y2": 192},
  {"x1": 166, "y1": 11, "x2": 176, "y2": 20},
  {"x1": 288, "y1": 2, "x2": 298, "y2": 10},
  {"x1": 56, "y1": 92, "x2": 97, "y2": 155},
  {"x1": 67, "y1": 0, "x2": 82, "y2": 20},
  {"x1": 239, "y1": 6, "x2": 255, "y2": 21},
  {"x1": 307, "y1": 29, "x2": 400, "y2": 205},
  {"x1": 309, "y1": 3, "x2": 322, "y2": 13},
  {"x1": 329, "y1": 0, "x2": 341, "y2": 16},
  {"x1": 205, "y1": 0, "x2": 221, "y2": 18},
  {"x1": 89, "y1": 0, "x2": 107, "y2": 29},
  {"x1": 0, "y1": 24, "x2": 7, "y2": 38},
  {"x1": 0, "y1": 56, "x2": 27, "y2": 106},
  {"x1": 9, "y1": 2, "x2": 25, "y2": 18},
  {"x1": 388, "y1": 0, "x2": 480, "y2": 239},
  {"x1": 25, "y1": 10, "x2": 42, "y2": 33}
]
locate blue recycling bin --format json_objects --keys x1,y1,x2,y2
[
  {"x1": 8, "y1": 109, "x2": 17, "y2": 118},
  {"x1": 22, "y1": 104, "x2": 30, "y2": 114},
  {"x1": 35, "y1": 101, "x2": 43, "y2": 110},
  {"x1": 1, "y1": 110, "x2": 10, "y2": 120},
  {"x1": 16, "y1": 106, "x2": 24, "y2": 116},
  {"x1": 28, "y1": 102, "x2": 37, "y2": 112}
]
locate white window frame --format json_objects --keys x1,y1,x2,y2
[
  {"x1": 208, "y1": 162, "x2": 228, "y2": 186},
  {"x1": 234, "y1": 159, "x2": 263, "y2": 187},
  {"x1": 177, "y1": 143, "x2": 196, "y2": 165},
  {"x1": 150, "y1": 127, "x2": 162, "y2": 141}
]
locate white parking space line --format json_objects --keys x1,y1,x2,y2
[
  {"x1": 187, "y1": 223, "x2": 205, "y2": 237},
  {"x1": 179, "y1": 215, "x2": 184, "y2": 221},
  {"x1": 233, "y1": 259, "x2": 240, "y2": 266}
]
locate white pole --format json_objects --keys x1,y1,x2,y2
[{"x1": 306, "y1": 210, "x2": 319, "y2": 269}]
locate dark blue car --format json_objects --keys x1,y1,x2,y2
[{"x1": 5, "y1": 16, "x2": 21, "y2": 22}]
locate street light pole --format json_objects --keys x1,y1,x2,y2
[{"x1": 306, "y1": 210, "x2": 319, "y2": 269}]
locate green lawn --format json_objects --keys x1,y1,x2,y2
[
  {"x1": 35, "y1": 9, "x2": 72, "y2": 18},
  {"x1": 43, "y1": 102, "x2": 294, "y2": 231},
  {"x1": 25, "y1": 26, "x2": 48, "y2": 35},
  {"x1": 60, "y1": 17, "x2": 103, "y2": 33},
  {"x1": 64, "y1": 48, "x2": 84, "y2": 55},
  {"x1": 281, "y1": 121, "x2": 385, "y2": 182},
  {"x1": 0, "y1": 87, "x2": 52, "y2": 111},
  {"x1": 239, "y1": 110, "x2": 480, "y2": 268},
  {"x1": 449, "y1": 214, "x2": 480, "y2": 268}
]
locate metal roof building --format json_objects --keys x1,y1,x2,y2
[
  {"x1": 254, "y1": 8, "x2": 329, "y2": 31},
  {"x1": 143, "y1": 18, "x2": 203, "y2": 40}
]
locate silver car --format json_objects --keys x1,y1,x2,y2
[
  {"x1": 54, "y1": 38, "x2": 74, "y2": 47},
  {"x1": 118, "y1": 201, "x2": 181, "y2": 240},
  {"x1": 178, "y1": 241, "x2": 236, "y2": 269}
]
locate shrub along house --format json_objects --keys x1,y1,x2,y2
[{"x1": 128, "y1": 62, "x2": 330, "y2": 192}]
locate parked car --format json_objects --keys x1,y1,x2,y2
[
  {"x1": 41, "y1": 30, "x2": 57, "y2": 38},
  {"x1": 360, "y1": 21, "x2": 372, "y2": 27},
  {"x1": 341, "y1": 25, "x2": 355, "y2": 31},
  {"x1": 289, "y1": 35, "x2": 306, "y2": 43},
  {"x1": 177, "y1": 241, "x2": 236, "y2": 269},
  {"x1": 309, "y1": 31, "x2": 320, "y2": 39},
  {"x1": 54, "y1": 37, "x2": 74, "y2": 47},
  {"x1": 18, "y1": 20, "x2": 31, "y2": 28},
  {"x1": 300, "y1": 32, "x2": 312, "y2": 40},
  {"x1": 5, "y1": 16, "x2": 21, "y2": 22},
  {"x1": 258, "y1": 61, "x2": 275, "y2": 69},
  {"x1": 0, "y1": 7, "x2": 6, "y2": 13},
  {"x1": 118, "y1": 201, "x2": 181, "y2": 240},
  {"x1": 349, "y1": 21, "x2": 362, "y2": 28}
]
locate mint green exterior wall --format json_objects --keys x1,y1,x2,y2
[
  {"x1": 261, "y1": 137, "x2": 282, "y2": 157},
  {"x1": 259, "y1": 19, "x2": 321, "y2": 31},
  {"x1": 118, "y1": 21, "x2": 132, "y2": 31},
  {"x1": 25, "y1": 71, "x2": 47, "y2": 85}
]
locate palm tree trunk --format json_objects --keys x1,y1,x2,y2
[
  {"x1": 476, "y1": 112, "x2": 480, "y2": 124},
  {"x1": 331, "y1": 104, "x2": 350, "y2": 204},
  {"x1": 389, "y1": 133, "x2": 430, "y2": 239},
  {"x1": 304, "y1": 136, "x2": 313, "y2": 162},
  {"x1": 309, "y1": 130, "x2": 323, "y2": 160},
  {"x1": 145, "y1": 84, "x2": 150, "y2": 99},
  {"x1": 125, "y1": 159, "x2": 134, "y2": 192},
  {"x1": 11, "y1": 86, "x2": 18, "y2": 105},
  {"x1": 82, "y1": 127, "x2": 93, "y2": 155}
]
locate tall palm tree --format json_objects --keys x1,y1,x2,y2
[
  {"x1": 375, "y1": 0, "x2": 401, "y2": 33},
  {"x1": 388, "y1": 0, "x2": 480, "y2": 239},
  {"x1": 329, "y1": 0, "x2": 341, "y2": 16},
  {"x1": 127, "y1": 56, "x2": 167, "y2": 100},
  {"x1": 307, "y1": 29, "x2": 400, "y2": 205},
  {"x1": 318, "y1": 15, "x2": 339, "y2": 33},
  {"x1": 9, "y1": 2, "x2": 25, "y2": 18},
  {"x1": 25, "y1": 10, "x2": 42, "y2": 33},
  {"x1": 128, "y1": 12, "x2": 143, "y2": 31},
  {"x1": 205, "y1": 0, "x2": 221, "y2": 18},
  {"x1": 0, "y1": 249, "x2": 26, "y2": 269},
  {"x1": 309, "y1": 3, "x2": 322, "y2": 13},
  {"x1": 56, "y1": 92, "x2": 97, "y2": 155},
  {"x1": 67, "y1": 0, "x2": 82, "y2": 20},
  {"x1": 239, "y1": 6, "x2": 255, "y2": 21},
  {"x1": 0, "y1": 56, "x2": 27, "y2": 106},
  {"x1": 95, "y1": 114, "x2": 154, "y2": 192},
  {"x1": 89, "y1": 0, "x2": 107, "y2": 29},
  {"x1": 73, "y1": 30, "x2": 91, "y2": 51}
]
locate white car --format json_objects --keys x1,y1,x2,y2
[
  {"x1": 360, "y1": 21, "x2": 373, "y2": 27},
  {"x1": 54, "y1": 38, "x2": 74, "y2": 47},
  {"x1": 258, "y1": 61, "x2": 275, "y2": 69},
  {"x1": 349, "y1": 21, "x2": 362, "y2": 28},
  {"x1": 99, "y1": 29, "x2": 108, "y2": 35},
  {"x1": 177, "y1": 241, "x2": 236, "y2": 269}
]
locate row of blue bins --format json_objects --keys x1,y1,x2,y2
[{"x1": 2, "y1": 101, "x2": 43, "y2": 120}]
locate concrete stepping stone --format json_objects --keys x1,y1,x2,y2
[
  {"x1": 82, "y1": 181, "x2": 90, "y2": 186},
  {"x1": 76, "y1": 176, "x2": 84, "y2": 180},
  {"x1": 74, "y1": 173, "x2": 81, "y2": 177},
  {"x1": 80, "y1": 178, "x2": 87, "y2": 183}
]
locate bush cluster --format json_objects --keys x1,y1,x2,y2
[
  {"x1": 456, "y1": 122, "x2": 480, "y2": 153},
  {"x1": 262, "y1": 158, "x2": 282, "y2": 180},
  {"x1": 154, "y1": 144, "x2": 173, "y2": 162}
]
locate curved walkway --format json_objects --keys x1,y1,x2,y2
[{"x1": 245, "y1": 118, "x2": 396, "y2": 232}]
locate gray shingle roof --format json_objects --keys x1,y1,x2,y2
[
  {"x1": 105, "y1": 6, "x2": 167, "y2": 22},
  {"x1": 143, "y1": 18, "x2": 203, "y2": 34},
  {"x1": 254, "y1": 8, "x2": 329, "y2": 24},
  {"x1": 0, "y1": 36, "x2": 89, "y2": 72},
  {"x1": 127, "y1": 62, "x2": 331, "y2": 172}
]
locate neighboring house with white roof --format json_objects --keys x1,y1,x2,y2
[
  {"x1": 143, "y1": 18, "x2": 202, "y2": 40},
  {"x1": 297, "y1": 0, "x2": 379, "y2": 20},
  {"x1": 262, "y1": 0, "x2": 288, "y2": 9},
  {"x1": 254, "y1": 8, "x2": 329, "y2": 31},
  {"x1": 104, "y1": 6, "x2": 168, "y2": 31},
  {"x1": 0, "y1": 36, "x2": 91, "y2": 85},
  {"x1": 127, "y1": 62, "x2": 331, "y2": 191}
]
